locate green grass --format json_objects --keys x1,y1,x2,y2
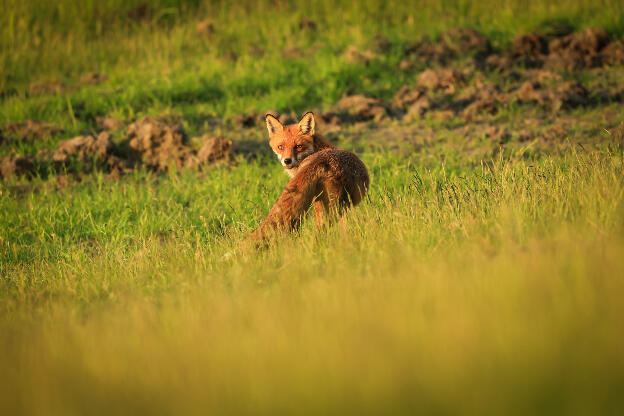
[
  {"x1": 2, "y1": 148, "x2": 624, "y2": 414},
  {"x1": 2, "y1": 0, "x2": 624, "y2": 133},
  {"x1": 3, "y1": 0, "x2": 624, "y2": 414}
]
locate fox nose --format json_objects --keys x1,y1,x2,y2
[{"x1": 283, "y1": 158, "x2": 293, "y2": 166}]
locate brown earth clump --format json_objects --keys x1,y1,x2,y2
[
  {"x1": 510, "y1": 33, "x2": 548, "y2": 67},
  {"x1": 127, "y1": 117, "x2": 191, "y2": 171},
  {"x1": 440, "y1": 28, "x2": 491, "y2": 58},
  {"x1": 488, "y1": 28, "x2": 623, "y2": 71},
  {"x1": 52, "y1": 132, "x2": 116, "y2": 163},
  {"x1": 333, "y1": 94, "x2": 391, "y2": 122},
  {"x1": 456, "y1": 81, "x2": 507, "y2": 121},
  {"x1": 547, "y1": 28, "x2": 611, "y2": 70},
  {"x1": 393, "y1": 85, "x2": 431, "y2": 121},
  {"x1": 406, "y1": 28, "x2": 490, "y2": 64},
  {"x1": 417, "y1": 68, "x2": 464, "y2": 94},
  {"x1": 1, "y1": 120, "x2": 63, "y2": 143},
  {"x1": 515, "y1": 80, "x2": 588, "y2": 110},
  {"x1": 0, "y1": 155, "x2": 35, "y2": 180},
  {"x1": 601, "y1": 40, "x2": 624, "y2": 66},
  {"x1": 196, "y1": 136, "x2": 232, "y2": 164}
]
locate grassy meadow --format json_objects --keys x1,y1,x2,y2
[{"x1": 2, "y1": 0, "x2": 624, "y2": 414}]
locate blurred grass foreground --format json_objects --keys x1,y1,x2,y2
[{"x1": 2, "y1": 0, "x2": 624, "y2": 415}]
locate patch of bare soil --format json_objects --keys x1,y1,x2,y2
[
  {"x1": 52, "y1": 132, "x2": 115, "y2": 163},
  {"x1": 125, "y1": 117, "x2": 232, "y2": 172},
  {"x1": 510, "y1": 33, "x2": 549, "y2": 67},
  {"x1": 417, "y1": 68, "x2": 464, "y2": 94},
  {"x1": 406, "y1": 28, "x2": 490, "y2": 64},
  {"x1": 333, "y1": 94, "x2": 391, "y2": 122},
  {"x1": 455, "y1": 81, "x2": 508, "y2": 122},
  {"x1": 1, "y1": 120, "x2": 64, "y2": 143},
  {"x1": 127, "y1": 117, "x2": 191, "y2": 171},
  {"x1": 489, "y1": 28, "x2": 624, "y2": 71},
  {"x1": 547, "y1": 28, "x2": 610, "y2": 70},
  {"x1": 514, "y1": 80, "x2": 588, "y2": 110},
  {"x1": 0, "y1": 155, "x2": 35, "y2": 180},
  {"x1": 186, "y1": 136, "x2": 232, "y2": 167},
  {"x1": 393, "y1": 86, "x2": 431, "y2": 121},
  {"x1": 601, "y1": 40, "x2": 624, "y2": 66}
]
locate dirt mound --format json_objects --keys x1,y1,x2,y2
[
  {"x1": 441, "y1": 28, "x2": 491, "y2": 58},
  {"x1": 488, "y1": 28, "x2": 623, "y2": 71},
  {"x1": 1, "y1": 120, "x2": 63, "y2": 143},
  {"x1": 393, "y1": 86, "x2": 431, "y2": 120},
  {"x1": 52, "y1": 132, "x2": 115, "y2": 163},
  {"x1": 599, "y1": 40, "x2": 624, "y2": 66},
  {"x1": 196, "y1": 136, "x2": 232, "y2": 164},
  {"x1": 547, "y1": 28, "x2": 610, "y2": 70},
  {"x1": 333, "y1": 94, "x2": 391, "y2": 122},
  {"x1": 127, "y1": 117, "x2": 191, "y2": 171},
  {"x1": 417, "y1": 68, "x2": 464, "y2": 94},
  {"x1": 406, "y1": 28, "x2": 490, "y2": 64},
  {"x1": 456, "y1": 81, "x2": 508, "y2": 121},
  {"x1": 515, "y1": 80, "x2": 588, "y2": 110},
  {"x1": 0, "y1": 155, "x2": 35, "y2": 180},
  {"x1": 510, "y1": 33, "x2": 548, "y2": 67}
]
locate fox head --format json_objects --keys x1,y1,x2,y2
[{"x1": 265, "y1": 112, "x2": 316, "y2": 176}]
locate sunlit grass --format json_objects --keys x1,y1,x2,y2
[{"x1": 1, "y1": 149, "x2": 623, "y2": 414}]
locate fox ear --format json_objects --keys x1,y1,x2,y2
[
  {"x1": 298, "y1": 112, "x2": 315, "y2": 135},
  {"x1": 266, "y1": 114, "x2": 283, "y2": 135}
]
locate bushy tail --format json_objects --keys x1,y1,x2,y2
[{"x1": 247, "y1": 166, "x2": 324, "y2": 245}]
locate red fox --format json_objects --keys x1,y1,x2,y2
[{"x1": 246, "y1": 112, "x2": 369, "y2": 244}]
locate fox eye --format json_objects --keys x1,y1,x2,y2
[
  {"x1": 278, "y1": 145, "x2": 285, "y2": 150},
  {"x1": 295, "y1": 145, "x2": 303, "y2": 150}
]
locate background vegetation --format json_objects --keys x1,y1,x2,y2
[{"x1": 1, "y1": 0, "x2": 624, "y2": 414}]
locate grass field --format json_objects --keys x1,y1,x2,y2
[{"x1": 2, "y1": 0, "x2": 624, "y2": 414}]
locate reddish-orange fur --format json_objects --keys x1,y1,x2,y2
[{"x1": 247, "y1": 112, "x2": 369, "y2": 244}]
